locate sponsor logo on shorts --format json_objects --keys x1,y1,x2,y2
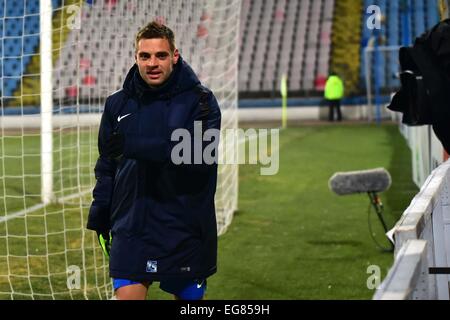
[{"x1": 196, "y1": 280, "x2": 204, "y2": 289}]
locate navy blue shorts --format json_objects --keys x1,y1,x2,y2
[{"x1": 113, "y1": 278, "x2": 207, "y2": 300}]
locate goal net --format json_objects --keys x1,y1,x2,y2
[{"x1": 0, "y1": 0, "x2": 239, "y2": 299}]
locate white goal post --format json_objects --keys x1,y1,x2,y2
[{"x1": 40, "y1": 0, "x2": 53, "y2": 205}]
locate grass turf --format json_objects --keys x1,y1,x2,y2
[
  {"x1": 0, "y1": 123, "x2": 418, "y2": 299},
  {"x1": 154, "y1": 123, "x2": 418, "y2": 300}
]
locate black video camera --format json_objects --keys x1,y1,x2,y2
[{"x1": 387, "y1": 19, "x2": 450, "y2": 153}]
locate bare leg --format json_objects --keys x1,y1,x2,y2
[{"x1": 116, "y1": 282, "x2": 149, "y2": 300}]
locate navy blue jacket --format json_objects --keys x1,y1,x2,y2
[{"x1": 87, "y1": 56, "x2": 221, "y2": 281}]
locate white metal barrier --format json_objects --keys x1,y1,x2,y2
[
  {"x1": 374, "y1": 160, "x2": 450, "y2": 299},
  {"x1": 374, "y1": 239, "x2": 429, "y2": 300}
]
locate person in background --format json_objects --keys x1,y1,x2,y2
[{"x1": 324, "y1": 72, "x2": 344, "y2": 122}]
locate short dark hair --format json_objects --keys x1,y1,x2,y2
[{"x1": 135, "y1": 21, "x2": 176, "y2": 53}]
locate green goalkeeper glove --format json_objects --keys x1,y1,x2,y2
[{"x1": 97, "y1": 231, "x2": 112, "y2": 258}]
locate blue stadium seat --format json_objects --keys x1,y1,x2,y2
[
  {"x1": 426, "y1": 0, "x2": 439, "y2": 30},
  {"x1": 3, "y1": 16, "x2": 23, "y2": 96},
  {"x1": 360, "y1": 0, "x2": 374, "y2": 89},
  {"x1": 5, "y1": 18, "x2": 24, "y2": 37},
  {"x1": 413, "y1": 0, "x2": 425, "y2": 37},
  {"x1": 3, "y1": 38, "x2": 22, "y2": 57},
  {"x1": 6, "y1": 0, "x2": 25, "y2": 16},
  {"x1": 22, "y1": 56, "x2": 31, "y2": 72},
  {"x1": 360, "y1": 0, "x2": 437, "y2": 91},
  {"x1": 26, "y1": 0, "x2": 39, "y2": 15},
  {"x1": 369, "y1": 0, "x2": 387, "y2": 89},
  {"x1": 387, "y1": 0, "x2": 400, "y2": 88},
  {"x1": 23, "y1": 35, "x2": 39, "y2": 55},
  {"x1": 52, "y1": 0, "x2": 62, "y2": 8},
  {"x1": 360, "y1": 0, "x2": 389, "y2": 89},
  {"x1": 1, "y1": 0, "x2": 60, "y2": 97},
  {"x1": 3, "y1": 58, "x2": 23, "y2": 77},
  {"x1": 24, "y1": 15, "x2": 39, "y2": 35},
  {"x1": 387, "y1": 0, "x2": 399, "y2": 45}
]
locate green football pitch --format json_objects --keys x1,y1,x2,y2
[{"x1": 0, "y1": 123, "x2": 418, "y2": 299}]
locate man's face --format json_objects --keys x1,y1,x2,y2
[{"x1": 135, "y1": 38, "x2": 179, "y2": 87}]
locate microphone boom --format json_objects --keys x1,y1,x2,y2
[{"x1": 329, "y1": 168, "x2": 391, "y2": 196}]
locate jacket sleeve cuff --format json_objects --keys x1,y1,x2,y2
[{"x1": 86, "y1": 205, "x2": 110, "y2": 232}]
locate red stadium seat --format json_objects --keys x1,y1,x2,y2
[
  {"x1": 65, "y1": 85, "x2": 78, "y2": 98},
  {"x1": 82, "y1": 75, "x2": 96, "y2": 86},
  {"x1": 197, "y1": 25, "x2": 208, "y2": 38},
  {"x1": 79, "y1": 58, "x2": 91, "y2": 70},
  {"x1": 314, "y1": 75, "x2": 326, "y2": 91}
]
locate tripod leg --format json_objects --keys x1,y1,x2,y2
[{"x1": 368, "y1": 192, "x2": 394, "y2": 250}]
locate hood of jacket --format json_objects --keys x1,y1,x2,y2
[{"x1": 122, "y1": 55, "x2": 201, "y2": 100}]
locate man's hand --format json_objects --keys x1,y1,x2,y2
[
  {"x1": 105, "y1": 132, "x2": 124, "y2": 159},
  {"x1": 97, "y1": 230, "x2": 112, "y2": 258}
]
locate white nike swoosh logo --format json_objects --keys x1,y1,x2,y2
[
  {"x1": 117, "y1": 113, "x2": 131, "y2": 122},
  {"x1": 197, "y1": 281, "x2": 204, "y2": 289}
]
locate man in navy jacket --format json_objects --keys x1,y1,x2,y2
[{"x1": 87, "y1": 21, "x2": 221, "y2": 300}]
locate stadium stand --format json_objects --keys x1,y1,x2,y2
[
  {"x1": 55, "y1": 0, "x2": 335, "y2": 99},
  {"x1": 375, "y1": 159, "x2": 450, "y2": 300},
  {"x1": 359, "y1": 0, "x2": 439, "y2": 93},
  {"x1": 1, "y1": 0, "x2": 58, "y2": 96},
  {"x1": 52, "y1": 1, "x2": 211, "y2": 103},
  {"x1": 1, "y1": 0, "x2": 40, "y2": 98},
  {"x1": 329, "y1": 0, "x2": 362, "y2": 96},
  {"x1": 239, "y1": 0, "x2": 334, "y2": 97},
  {"x1": 0, "y1": 0, "x2": 442, "y2": 105}
]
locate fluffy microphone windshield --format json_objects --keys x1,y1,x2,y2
[{"x1": 329, "y1": 168, "x2": 391, "y2": 195}]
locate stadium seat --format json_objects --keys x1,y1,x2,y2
[
  {"x1": 426, "y1": 0, "x2": 439, "y2": 30},
  {"x1": 25, "y1": 0, "x2": 39, "y2": 15},
  {"x1": 10, "y1": 0, "x2": 441, "y2": 100},
  {"x1": 5, "y1": 18, "x2": 24, "y2": 37},
  {"x1": 3, "y1": 38, "x2": 22, "y2": 57},
  {"x1": 413, "y1": 0, "x2": 426, "y2": 37},
  {"x1": 1, "y1": 0, "x2": 63, "y2": 98},
  {"x1": 24, "y1": 15, "x2": 39, "y2": 35},
  {"x1": 6, "y1": 0, "x2": 25, "y2": 16},
  {"x1": 314, "y1": 75, "x2": 326, "y2": 91},
  {"x1": 65, "y1": 85, "x2": 78, "y2": 98}
]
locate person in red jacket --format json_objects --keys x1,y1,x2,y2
[{"x1": 87, "y1": 21, "x2": 221, "y2": 300}]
